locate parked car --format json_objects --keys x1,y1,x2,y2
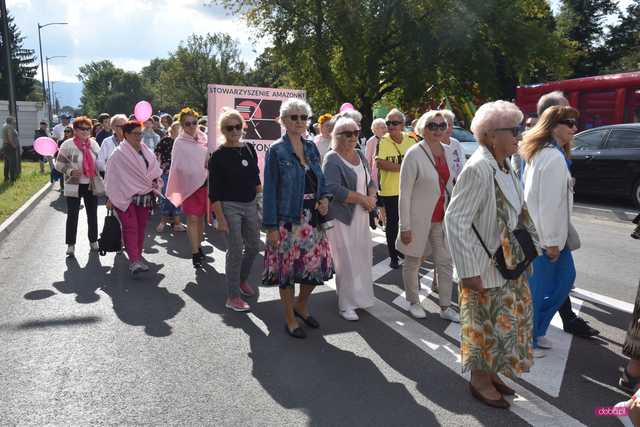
[
  {"x1": 452, "y1": 126, "x2": 478, "y2": 159},
  {"x1": 571, "y1": 123, "x2": 640, "y2": 207}
]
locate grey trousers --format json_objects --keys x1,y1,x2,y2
[{"x1": 222, "y1": 200, "x2": 261, "y2": 298}]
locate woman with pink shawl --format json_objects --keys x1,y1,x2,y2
[
  {"x1": 166, "y1": 108, "x2": 209, "y2": 268},
  {"x1": 105, "y1": 121, "x2": 163, "y2": 276}
]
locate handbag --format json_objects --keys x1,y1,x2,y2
[
  {"x1": 566, "y1": 179, "x2": 581, "y2": 250},
  {"x1": 98, "y1": 209, "x2": 122, "y2": 256},
  {"x1": 470, "y1": 171, "x2": 538, "y2": 281}
]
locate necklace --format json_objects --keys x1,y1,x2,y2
[{"x1": 225, "y1": 143, "x2": 252, "y2": 167}]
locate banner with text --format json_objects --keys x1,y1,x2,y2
[{"x1": 207, "y1": 84, "x2": 307, "y2": 174}]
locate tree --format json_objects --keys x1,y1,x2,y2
[
  {"x1": 211, "y1": 0, "x2": 571, "y2": 130},
  {"x1": 144, "y1": 33, "x2": 247, "y2": 114},
  {"x1": 77, "y1": 60, "x2": 150, "y2": 117},
  {"x1": 603, "y1": 0, "x2": 640, "y2": 72},
  {"x1": 557, "y1": 0, "x2": 618, "y2": 77},
  {"x1": 0, "y1": 11, "x2": 38, "y2": 100}
]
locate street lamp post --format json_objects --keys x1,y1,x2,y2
[
  {"x1": 37, "y1": 22, "x2": 67, "y2": 125},
  {"x1": 46, "y1": 55, "x2": 66, "y2": 124}
]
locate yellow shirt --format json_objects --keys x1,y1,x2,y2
[{"x1": 375, "y1": 132, "x2": 416, "y2": 196}]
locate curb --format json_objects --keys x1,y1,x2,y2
[
  {"x1": 573, "y1": 203, "x2": 638, "y2": 224},
  {"x1": 0, "y1": 181, "x2": 53, "y2": 242}
]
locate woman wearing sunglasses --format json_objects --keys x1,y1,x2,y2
[
  {"x1": 397, "y1": 111, "x2": 459, "y2": 322},
  {"x1": 263, "y1": 98, "x2": 334, "y2": 338},
  {"x1": 55, "y1": 116, "x2": 105, "y2": 257},
  {"x1": 375, "y1": 108, "x2": 417, "y2": 269},
  {"x1": 208, "y1": 109, "x2": 261, "y2": 312},
  {"x1": 105, "y1": 121, "x2": 163, "y2": 275},
  {"x1": 166, "y1": 108, "x2": 209, "y2": 268},
  {"x1": 445, "y1": 101, "x2": 538, "y2": 408},
  {"x1": 322, "y1": 117, "x2": 377, "y2": 321},
  {"x1": 520, "y1": 105, "x2": 580, "y2": 354}
]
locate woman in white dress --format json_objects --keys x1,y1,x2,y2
[{"x1": 322, "y1": 117, "x2": 378, "y2": 320}]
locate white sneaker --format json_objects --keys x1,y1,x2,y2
[
  {"x1": 90, "y1": 241, "x2": 99, "y2": 251},
  {"x1": 129, "y1": 262, "x2": 145, "y2": 276},
  {"x1": 440, "y1": 307, "x2": 460, "y2": 323},
  {"x1": 409, "y1": 303, "x2": 426, "y2": 319},
  {"x1": 534, "y1": 348, "x2": 547, "y2": 358},
  {"x1": 340, "y1": 309, "x2": 359, "y2": 321},
  {"x1": 536, "y1": 336, "x2": 553, "y2": 349},
  {"x1": 66, "y1": 244, "x2": 75, "y2": 256}
]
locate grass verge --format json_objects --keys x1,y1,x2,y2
[{"x1": 0, "y1": 161, "x2": 50, "y2": 225}]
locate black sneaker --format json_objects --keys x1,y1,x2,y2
[
  {"x1": 389, "y1": 259, "x2": 400, "y2": 269},
  {"x1": 619, "y1": 366, "x2": 640, "y2": 394},
  {"x1": 563, "y1": 317, "x2": 600, "y2": 338}
]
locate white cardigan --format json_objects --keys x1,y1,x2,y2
[
  {"x1": 523, "y1": 146, "x2": 573, "y2": 249},
  {"x1": 444, "y1": 146, "x2": 524, "y2": 289},
  {"x1": 396, "y1": 141, "x2": 455, "y2": 258}
]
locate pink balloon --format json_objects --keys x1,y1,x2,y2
[
  {"x1": 33, "y1": 137, "x2": 58, "y2": 156},
  {"x1": 134, "y1": 101, "x2": 153, "y2": 122},
  {"x1": 339, "y1": 102, "x2": 354, "y2": 113}
]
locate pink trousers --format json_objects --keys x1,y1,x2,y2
[{"x1": 116, "y1": 204, "x2": 150, "y2": 263}]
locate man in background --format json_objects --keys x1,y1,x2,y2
[
  {"x1": 95, "y1": 113, "x2": 112, "y2": 145},
  {"x1": 2, "y1": 116, "x2": 19, "y2": 183}
]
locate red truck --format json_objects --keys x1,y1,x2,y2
[{"x1": 515, "y1": 71, "x2": 640, "y2": 129}]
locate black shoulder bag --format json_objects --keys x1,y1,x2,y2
[{"x1": 470, "y1": 171, "x2": 537, "y2": 280}]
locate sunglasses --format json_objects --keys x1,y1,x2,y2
[
  {"x1": 288, "y1": 114, "x2": 308, "y2": 122},
  {"x1": 494, "y1": 126, "x2": 523, "y2": 137},
  {"x1": 426, "y1": 122, "x2": 447, "y2": 131},
  {"x1": 64, "y1": 129, "x2": 72, "y2": 133},
  {"x1": 129, "y1": 131, "x2": 143, "y2": 136},
  {"x1": 75, "y1": 126, "x2": 91, "y2": 132},
  {"x1": 386, "y1": 120, "x2": 403, "y2": 127},
  {"x1": 224, "y1": 124, "x2": 243, "y2": 132},
  {"x1": 183, "y1": 120, "x2": 198, "y2": 127},
  {"x1": 338, "y1": 130, "x2": 360, "y2": 138},
  {"x1": 558, "y1": 119, "x2": 578, "y2": 129}
]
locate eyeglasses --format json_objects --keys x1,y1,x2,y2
[
  {"x1": 338, "y1": 130, "x2": 360, "y2": 138},
  {"x1": 558, "y1": 119, "x2": 577, "y2": 129},
  {"x1": 75, "y1": 126, "x2": 91, "y2": 132},
  {"x1": 426, "y1": 122, "x2": 447, "y2": 131},
  {"x1": 183, "y1": 120, "x2": 198, "y2": 127},
  {"x1": 224, "y1": 124, "x2": 243, "y2": 132},
  {"x1": 494, "y1": 127, "x2": 523, "y2": 137},
  {"x1": 386, "y1": 120, "x2": 403, "y2": 127},
  {"x1": 287, "y1": 114, "x2": 309, "y2": 122}
]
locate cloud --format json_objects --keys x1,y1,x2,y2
[{"x1": 7, "y1": 0, "x2": 269, "y2": 83}]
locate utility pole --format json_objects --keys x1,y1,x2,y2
[
  {"x1": 46, "y1": 55, "x2": 65, "y2": 124},
  {"x1": 1, "y1": 0, "x2": 20, "y2": 175},
  {"x1": 37, "y1": 21, "x2": 67, "y2": 126}
]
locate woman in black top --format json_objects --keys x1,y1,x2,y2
[{"x1": 208, "y1": 109, "x2": 262, "y2": 312}]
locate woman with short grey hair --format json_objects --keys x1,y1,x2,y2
[
  {"x1": 323, "y1": 117, "x2": 377, "y2": 321},
  {"x1": 445, "y1": 100, "x2": 538, "y2": 409}
]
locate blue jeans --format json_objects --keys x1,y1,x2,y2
[
  {"x1": 528, "y1": 248, "x2": 576, "y2": 346},
  {"x1": 159, "y1": 171, "x2": 180, "y2": 218}
]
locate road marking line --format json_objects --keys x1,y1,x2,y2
[{"x1": 571, "y1": 287, "x2": 633, "y2": 314}]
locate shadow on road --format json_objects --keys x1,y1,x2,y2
[
  {"x1": 100, "y1": 252, "x2": 185, "y2": 338},
  {"x1": 51, "y1": 253, "x2": 109, "y2": 304}
]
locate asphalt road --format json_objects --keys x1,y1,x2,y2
[{"x1": 0, "y1": 188, "x2": 638, "y2": 426}]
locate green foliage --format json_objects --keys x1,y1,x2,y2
[
  {"x1": 556, "y1": 0, "x2": 618, "y2": 77},
  {"x1": 77, "y1": 60, "x2": 151, "y2": 117},
  {"x1": 603, "y1": 0, "x2": 640, "y2": 72},
  {"x1": 142, "y1": 33, "x2": 247, "y2": 114},
  {"x1": 0, "y1": 11, "x2": 38, "y2": 101}
]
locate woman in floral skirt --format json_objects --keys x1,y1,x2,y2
[{"x1": 262, "y1": 98, "x2": 334, "y2": 339}]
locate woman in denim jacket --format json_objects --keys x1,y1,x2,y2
[{"x1": 263, "y1": 99, "x2": 334, "y2": 339}]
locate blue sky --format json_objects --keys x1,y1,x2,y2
[
  {"x1": 6, "y1": 0, "x2": 634, "y2": 84},
  {"x1": 7, "y1": 0, "x2": 268, "y2": 83}
]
